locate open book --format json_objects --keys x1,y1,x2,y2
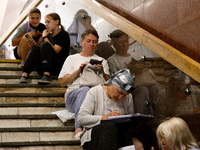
[{"x1": 101, "y1": 113, "x2": 153, "y2": 124}]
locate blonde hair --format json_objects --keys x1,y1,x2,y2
[{"x1": 156, "y1": 117, "x2": 198, "y2": 150}]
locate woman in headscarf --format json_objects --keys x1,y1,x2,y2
[{"x1": 78, "y1": 69, "x2": 147, "y2": 150}]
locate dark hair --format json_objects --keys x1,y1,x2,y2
[
  {"x1": 45, "y1": 13, "x2": 65, "y2": 30},
  {"x1": 75, "y1": 9, "x2": 88, "y2": 17},
  {"x1": 109, "y1": 29, "x2": 128, "y2": 48},
  {"x1": 29, "y1": 8, "x2": 41, "y2": 16},
  {"x1": 109, "y1": 29, "x2": 128, "y2": 39},
  {"x1": 81, "y1": 29, "x2": 99, "y2": 40}
]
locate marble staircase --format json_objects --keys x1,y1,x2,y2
[{"x1": 0, "y1": 60, "x2": 82, "y2": 150}]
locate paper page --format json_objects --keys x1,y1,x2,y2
[{"x1": 107, "y1": 113, "x2": 153, "y2": 120}]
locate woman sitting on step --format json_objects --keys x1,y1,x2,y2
[{"x1": 78, "y1": 69, "x2": 158, "y2": 150}]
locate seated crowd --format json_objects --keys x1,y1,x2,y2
[{"x1": 12, "y1": 7, "x2": 200, "y2": 150}]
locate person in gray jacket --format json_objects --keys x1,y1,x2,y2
[{"x1": 78, "y1": 69, "x2": 147, "y2": 150}]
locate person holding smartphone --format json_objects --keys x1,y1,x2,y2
[
  {"x1": 58, "y1": 29, "x2": 110, "y2": 140},
  {"x1": 19, "y1": 12, "x2": 70, "y2": 84},
  {"x1": 12, "y1": 7, "x2": 46, "y2": 67}
]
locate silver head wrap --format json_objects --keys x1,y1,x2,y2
[{"x1": 105, "y1": 69, "x2": 135, "y2": 93}]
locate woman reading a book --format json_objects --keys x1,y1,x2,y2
[{"x1": 78, "y1": 69, "x2": 146, "y2": 150}]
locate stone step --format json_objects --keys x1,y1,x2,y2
[
  {"x1": 0, "y1": 145, "x2": 82, "y2": 150},
  {"x1": 0, "y1": 106, "x2": 65, "y2": 115},
  {"x1": 0, "y1": 75, "x2": 60, "y2": 84},
  {"x1": 0, "y1": 103, "x2": 65, "y2": 115},
  {"x1": 0, "y1": 114, "x2": 74, "y2": 128},
  {"x1": 0, "y1": 60, "x2": 81, "y2": 149},
  {"x1": 0, "y1": 131, "x2": 79, "y2": 143},
  {"x1": 0, "y1": 60, "x2": 21, "y2": 68},
  {"x1": 0, "y1": 87, "x2": 66, "y2": 94},
  {"x1": 0, "y1": 142, "x2": 82, "y2": 149},
  {"x1": 0, "y1": 96, "x2": 65, "y2": 104},
  {"x1": 0, "y1": 103, "x2": 65, "y2": 107},
  {"x1": 0, "y1": 93, "x2": 64, "y2": 97},
  {"x1": 0, "y1": 126, "x2": 74, "y2": 132},
  {"x1": 0, "y1": 83, "x2": 63, "y2": 87},
  {"x1": 0, "y1": 75, "x2": 58, "y2": 79},
  {"x1": 0, "y1": 78, "x2": 60, "y2": 84},
  {"x1": 0, "y1": 118, "x2": 66, "y2": 128},
  {"x1": 0, "y1": 70, "x2": 39, "y2": 76}
]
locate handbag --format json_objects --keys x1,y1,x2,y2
[{"x1": 80, "y1": 63, "x2": 105, "y2": 87}]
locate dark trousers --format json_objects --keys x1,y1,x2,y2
[
  {"x1": 23, "y1": 42, "x2": 60, "y2": 76},
  {"x1": 83, "y1": 121, "x2": 159, "y2": 150},
  {"x1": 83, "y1": 123, "x2": 133, "y2": 150}
]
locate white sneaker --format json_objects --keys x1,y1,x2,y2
[
  {"x1": 73, "y1": 131, "x2": 82, "y2": 140},
  {"x1": 118, "y1": 145, "x2": 135, "y2": 150}
]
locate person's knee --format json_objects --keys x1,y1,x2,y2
[
  {"x1": 150, "y1": 84, "x2": 162, "y2": 93},
  {"x1": 138, "y1": 86, "x2": 149, "y2": 93},
  {"x1": 41, "y1": 41, "x2": 52, "y2": 50},
  {"x1": 19, "y1": 35, "x2": 29, "y2": 46},
  {"x1": 29, "y1": 45, "x2": 40, "y2": 55},
  {"x1": 132, "y1": 86, "x2": 149, "y2": 97},
  {"x1": 81, "y1": 86, "x2": 90, "y2": 92},
  {"x1": 104, "y1": 123, "x2": 118, "y2": 135}
]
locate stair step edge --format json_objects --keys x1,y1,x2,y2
[
  {"x1": 0, "y1": 127, "x2": 75, "y2": 132},
  {"x1": 0, "y1": 93, "x2": 64, "y2": 97},
  {"x1": 0, "y1": 114, "x2": 59, "y2": 119},
  {"x1": 0, "y1": 84, "x2": 65, "y2": 87},
  {"x1": 0, "y1": 75, "x2": 58, "y2": 79},
  {"x1": 0, "y1": 103, "x2": 65, "y2": 107},
  {"x1": 0, "y1": 140, "x2": 81, "y2": 147}
]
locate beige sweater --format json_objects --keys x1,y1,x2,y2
[{"x1": 78, "y1": 85, "x2": 134, "y2": 146}]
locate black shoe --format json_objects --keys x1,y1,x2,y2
[
  {"x1": 38, "y1": 75, "x2": 51, "y2": 84},
  {"x1": 19, "y1": 76, "x2": 27, "y2": 83}
]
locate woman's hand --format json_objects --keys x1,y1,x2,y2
[
  {"x1": 42, "y1": 29, "x2": 50, "y2": 37},
  {"x1": 101, "y1": 111, "x2": 120, "y2": 120},
  {"x1": 26, "y1": 33, "x2": 36, "y2": 46},
  {"x1": 109, "y1": 111, "x2": 120, "y2": 116}
]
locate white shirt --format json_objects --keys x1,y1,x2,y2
[{"x1": 58, "y1": 53, "x2": 110, "y2": 94}]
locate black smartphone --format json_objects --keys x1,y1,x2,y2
[
  {"x1": 90, "y1": 59, "x2": 103, "y2": 65},
  {"x1": 25, "y1": 34, "x2": 33, "y2": 41}
]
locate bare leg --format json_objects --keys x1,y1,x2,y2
[
  {"x1": 132, "y1": 137, "x2": 144, "y2": 150},
  {"x1": 17, "y1": 35, "x2": 32, "y2": 61},
  {"x1": 22, "y1": 72, "x2": 29, "y2": 78},
  {"x1": 44, "y1": 72, "x2": 50, "y2": 76}
]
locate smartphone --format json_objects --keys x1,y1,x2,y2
[
  {"x1": 25, "y1": 34, "x2": 33, "y2": 41},
  {"x1": 90, "y1": 59, "x2": 103, "y2": 65},
  {"x1": 25, "y1": 34, "x2": 37, "y2": 46}
]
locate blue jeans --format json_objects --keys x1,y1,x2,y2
[{"x1": 65, "y1": 86, "x2": 90, "y2": 129}]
